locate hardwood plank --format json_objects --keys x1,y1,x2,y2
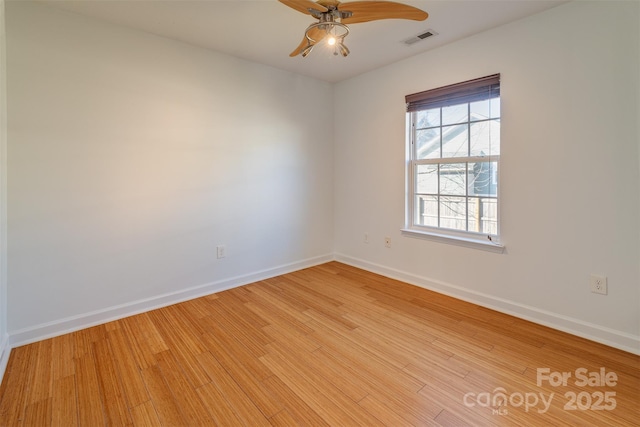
[
  {"x1": 93, "y1": 339, "x2": 133, "y2": 425},
  {"x1": 267, "y1": 409, "x2": 300, "y2": 427},
  {"x1": 261, "y1": 323, "x2": 321, "y2": 354},
  {"x1": 215, "y1": 290, "x2": 273, "y2": 333},
  {"x1": 172, "y1": 297, "x2": 215, "y2": 320},
  {"x1": 306, "y1": 319, "x2": 427, "y2": 394},
  {"x1": 269, "y1": 337, "x2": 368, "y2": 403},
  {"x1": 199, "y1": 298, "x2": 271, "y2": 359},
  {"x1": 26, "y1": 339, "x2": 54, "y2": 405},
  {"x1": 0, "y1": 346, "x2": 34, "y2": 425},
  {"x1": 250, "y1": 279, "x2": 314, "y2": 315},
  {"x1": 51, "y1": 376, "x2": 78, "y2": 427},
  {"x1": 139, "y1": 365, "x2": 187, "y2": 426},
  {"x1": 146, "y1": 309, "x2": 211, "y2": 388},
  {"x1": 199, "y1": 323, "x2": 273, "y2": 382},
  {"x1": 366, "y1": 289, "x2": 479, "y2": 338},
  {"x1": 23, "y1": 397, "x2": 52, "y2": 427},
  {"x1": 349, "y1": 313, "x2": 452, "y2": 365},
  {"x1": 433, "y1": 335, "x2": 528, "y2": 375},
  {"x1": 74, "y1": 352, "x2": 106, "y2": 426},
  {"x1": 195, "y1": 351, "x2": 272, "y2": 426},
  {"x1": 343, "y1": 304, "x2": 436, "y2": 344},
  {"x1": 407, "y1": 363, "x2": 501, "y2": 426},
  {"x1": 51, "y1": 334, "x2": 75, "y2": 381},
  {"x1": 105, "y1": 328, "x2": 151, "y2": 408},
  {"x1": 269, "y1": 275, "x2": 345, "y2": 312},
  {"x1": 129, "y1": 401, "x2": 161, "y2": 426},
  {"x1": 199, "y1": 332, "x2": 283, "y2": 417},
  {"x1": 131, "y1": 312, "x2": 169, "y2": 355},
  {"x1": 117, "y1": 316, "x2": 159, "y2": 370},
  {"x1": 245, "y1": 283, "x2": 314, "y2": 325},
  {"x1": 195, "y1": 383, "x2": 246, "y2": 426},
  {"x1": 154, "y1": 350, "x2": 215, "y2": 425},
  {"x1": 262, "y1": 342, "x2": 385, "y2": 426},
  {"x1": 404, "y1": 345, "x2": 470, "y2": 379},
  {"x1": 434, "y1": 408, "x2": 469, "y2": 427},
  {"x1": 260, "y1": 375, "x2": 330, "y2": 427},
  {"x1": 153, "y1": 305, "x2": 206, "y2": 353},
  {"x1": 71, "y1": 325, "x2": 107, "y2": 359},
  {"x1": 358, "y1": 394, "x2": 420, "y2": 427},
  {"x1": 260, "y1": 348, "x2": 384, "y2": 426}
]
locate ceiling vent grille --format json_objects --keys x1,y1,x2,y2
[{"x1": 403, "y1": 29, "x2": 438, "y2": 46}]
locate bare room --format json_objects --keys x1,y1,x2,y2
[{"x1": 0, "y1": 0, "x2": 638, "y2": 425}]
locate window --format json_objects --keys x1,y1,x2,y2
[{"x1": 404, "y1": 74, "x2": 502, "y2": 250}]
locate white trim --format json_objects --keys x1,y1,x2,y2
[
  {"x1": 334, "y1": 253, "x2": 640, "y2": 355},
  {"x1": 8, "y1": 254, "x2": 333, "y2": 348},
  {"x1": 401, "y1": 228, "x2": 505, "y2": 253},
  {"x1": 0, "y1": 332, "x2": 9, "y2": 382},
  {"x1": 415, "y1": 155, "x2": 501, "y2": 165}
]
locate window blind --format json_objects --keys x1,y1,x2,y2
[{"x1": 406, "y1": 74, "x2": 500, "y2": 112}]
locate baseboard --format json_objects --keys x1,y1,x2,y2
[
  {"x1": 8, "y1": 253, "x2": 334, "y2": 348},
  {"x1": 335, "y1": 253, "x2": 640, "y2": 355},
  {"x1": 0, "y1": 332, "x2": 10, "y2": 383}
]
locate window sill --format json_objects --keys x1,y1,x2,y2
[{"x1": 401, "y1": 228, "x2": 505, "y2": 253}]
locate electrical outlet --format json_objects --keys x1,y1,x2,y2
[
  {"x1": 384, "y1": 237, "x2": 391, "y2": 248},
  {"x1": 590, "y1": 274, "x2": 607, "y2": 295},
  {"x1": 216, "y1": 245, "x2": 226, "y2": 259},
  {"x1": 364, "y1": 233, "x2": 369, "y2": 244}
]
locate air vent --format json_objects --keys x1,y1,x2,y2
[{"x1": 403, "y1": 29, "x2": 438, "y2": 46}]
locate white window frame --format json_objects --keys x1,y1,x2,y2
[{"x1": 402, "y1": 75, "x2": 504, "y2": 253}]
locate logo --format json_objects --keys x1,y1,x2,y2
[{"x1": 462, "y1": 367, "x2": 618, "y2": 415}]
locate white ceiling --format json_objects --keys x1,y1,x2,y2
[{"x1": 44, "y1": 0, "x2": 566, "y2": 83}]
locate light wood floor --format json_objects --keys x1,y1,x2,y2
[{"x1": 0, "y1": 262, "x2": 638, "y2": 426}]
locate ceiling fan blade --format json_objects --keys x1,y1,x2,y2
[
  {"x1": 290, "y1": 36, "x2": 311, "y2": 57},
  {"x1": 279, "y1": 0, "x2": 328, "y2": 15},
  {"x1": 340, "y1": 1, "x2": 428, "y2": 24},
  {"x1": 289, "y1": 26, "x2": 328, "y2": 57}
]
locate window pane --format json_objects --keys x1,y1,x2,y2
[
  {"x1": 415, "y1": 195, "x2": 438, "y2": 227},
  {"x1": 442, "y1": 104, "x2": 468, "y2": 125},
  {"x1": 490, "y1": 97, "x2": 501, "y2": 119},
  {"x1": 442, "y1": 124, "x2": 468, "y2": 158},
  {"x1": 470, "y1": 119, "x2": 500, "y2": 157},
  {"x1": 440, "y1": 163, "x2": 466, "y2": 196},
  {"x1": 468, "y1": 197, "x2": 498, "y2": 235},
  {"x1": 470, "y1": 99, "x2": 490, "y2": 121},
  {"x1": 468, "y1": 197, "x2": 480, "y2": 232},
  {"x1": 440, "y1": 196, "x2": 466, "y2": 231},
  {"x1": 416, "y1": 108, "x2": 440, "y2": 128},
  {"x1": 481, "y1": 198, "x2": 498, "y2": 235},
  {"x1": 416, "y1": 164, "x2": 438, "y2": 194},
  {"x1": 468, "y1": 162, "x2": 498, "y2": 196},
  {"x1": 416, "y1": 128, "x2": 440, "y2": 159}
]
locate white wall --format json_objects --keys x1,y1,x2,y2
[
  {"x1": 6, "y1": 2, "x2": 334, "y2": 336},
  {"x1": 334, "y1": 1, "x2": 640, "y2": 352}
]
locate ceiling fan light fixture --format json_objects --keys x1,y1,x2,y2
[
  {"x1": 338, "y1": 42, "x2": 350, "y2": 57},
  {"x1": 280, "y1": 0, "x2": 428, "y2": 58},
  {"x1": 303, "y1": 21, "x2": 349, "y2": 58}
]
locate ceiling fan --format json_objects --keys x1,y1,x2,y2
[{"x1": 279, "y1": 0, "x2": 428, "y2": 57}]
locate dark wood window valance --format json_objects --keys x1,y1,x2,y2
[{"x1": 406, "y1": 74, "x2": 500, "y2": 112}]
